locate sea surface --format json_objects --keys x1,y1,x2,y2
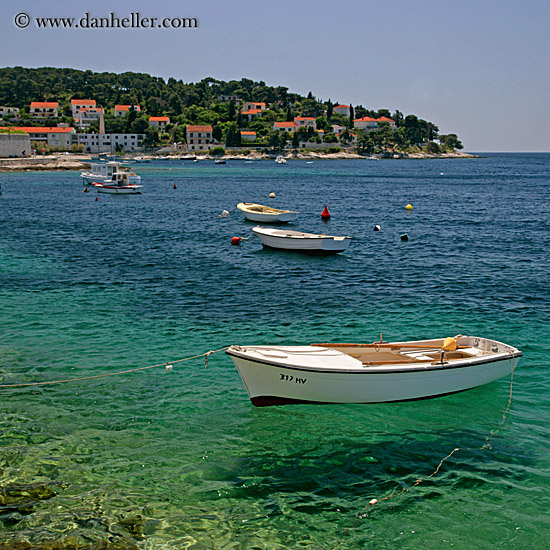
[{"x1": 0, "y1": 154, "x2": 548, "y2": 549}]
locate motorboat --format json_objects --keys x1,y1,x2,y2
[
  {"x1": 237, "y1": 202, "x2": 299, "y2": 223},
  {"x1": 81, "y1": 161, "x2": 140, "y2": 185},
  {"x1": 215, "y1": 159, "x2": 226, "y2": 164},
  {"x1": 275, "y1": 155, "x2": 287, "y2": 164},
  {"x1": 226, "y1": 335, "x2": 522, "y2": 406},
  {"x1": 92, "y1": 172, "x2": 143, "y2": 194},
  {"x1": 252, "y1": 226, "x2": 350, "y2": 254},
  {"x1": 134, "y1": 156, "x2": 150, "y2": 163}
]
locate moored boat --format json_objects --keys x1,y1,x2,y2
[
  {"x1": 237, "y1": 202, "x2": 299, "y2": 223},
  {"x1": 92, "y1": 171, "x2": 143, "y2": 194},
  {"x1": 252, "y1": 225, "x2": 350, "y2": 253},
  {"x1": 226, "y1": 335, "x2": 522, "y2": 406},
  {"x1": 275, "y1": 155, "x2": 287, "y2": 164},
  {"x1": 81, "y1": 161, "x2": 140, "y2": 185}
]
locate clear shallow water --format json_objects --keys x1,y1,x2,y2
[{"x1": 0, "y1": 154, "x2": 549, "y2": 549}]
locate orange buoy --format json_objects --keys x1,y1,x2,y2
[
  {"x1": 321, "y1": 205, "x2": 331, "y2": 219},
  {"x1": 231, "y1": 236, "x2": 241, "y2": 246}
]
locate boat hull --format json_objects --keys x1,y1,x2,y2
[
  {"x1": 226, "y1": 340, "x2": 521, "y2": 406},
  {"x1": 252, "y1": 227, "x2": 350, "y2": 254},
  {"x1": 94, "y1": 185, "x2": 142, "y2": 194},
  {"x1": 237, "y1": 203, "x2": 299, "y2": 223}
]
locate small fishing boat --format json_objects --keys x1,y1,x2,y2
[
  {"x1": 275, "y1": 155, "x2": 287, "y2": 164},
  {"x1": 226, "y1": 335, "x2": 522, "y2": 406},
  {"x1": 237, "y1": 202, "x2": 299, "y2": 223},
  {"x1": 215, "y1": 158, "x2": 226, "y2": 164},
  {"x1": 92, "y1": 172, "x2": 143, "y2": 194},
  {"x1": 80, "y1": 162, "x2": 140, "y2": 185},
  {"x1": 252, "y1": 226, "x2": 350, "y2": 254}
]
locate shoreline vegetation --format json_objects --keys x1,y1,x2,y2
[{"x1": 0, "y1": 150, "x2": 479, "y2": 172}]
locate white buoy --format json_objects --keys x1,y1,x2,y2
[
  {"x1": 373, "y1": 225, "x2": 381, "y2": 231},
  {"x1": 219, "y1": 210, "x2": 229, "y2": 217},
  {"x1": 369, "y1": 499, "x2": 378, "y2": 505},
  {"x1": 165, "y1": 364, "x2": 173, "y2": 371},
  {"x1": 269, "y1": 192, "x2": 276, "y2": 198}
]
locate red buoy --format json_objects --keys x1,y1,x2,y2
[
  {"x1": 95, "y1": 196, "x2": 99, "y2": 202},
  {"x1": 231, "y1": 236, "x2": 241, "y2": 246},
  {"x1": 321, "y1": 205, "x2": 331, "y2": 219},
  {"x1": 173, "y1": 183, "x2": 177, "y2": 189}
]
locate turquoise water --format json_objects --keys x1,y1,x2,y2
[{"x1": 0, "y1": 154, "x2": 548, "y2": 549}]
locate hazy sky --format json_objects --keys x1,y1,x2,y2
[{"x1": 2, "y1": 0, "x2": 549, "y2": 152}]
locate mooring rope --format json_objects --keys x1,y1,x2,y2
[
  {"x1": 328, "y1": 354, "x2": 517, "y2": 549},
  {"x1": 0, "y1": 346, "x2": 229, "y2": 388}
]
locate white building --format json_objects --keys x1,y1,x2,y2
[
  {"x1": 0, "y1": 106, "x2": 20, "y2": 118},
  {"x1": 273, "y1": 121, "x2": 296, "y2": 133},
  {"x1": 71, "y1": 99, "x2": 96, "y2": 119},
  {"x1": 75, "y1": 133, "x2": 145, "y2": 153},
  {"x1": 2, "y1": 126, "x2": 75, "y2": 148},
  {"x1": 241, "y1": 102, "x2": 266, "y2": 112},
  {"x1": 294, "y1": 117, "x2": 316, "y2": 130},
  {"x1": 30, "y1": 102, "x2": 59, "y2": 118},
  {"x1": 333, "y1": 105, "x2": 351, "y2": 117},
  {"x1": 114, "y1": 105, "x2": 141, "y2": 117},
  {"x1": 186, "y1": 125, "x2": 214, "y2": 151},
  {"x1": 353, "y1": 116, "x2": 379, "y2": 132},
  {"x1": 149, "y1": 116, "x2": 170, "y2": 130},
  {"x1": 240, "y1": 130, "x2": 257, "y2": 141}
]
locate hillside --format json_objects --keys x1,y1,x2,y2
[{"x1": 0, "y1": 67, "x2": 463, "y2": 154}]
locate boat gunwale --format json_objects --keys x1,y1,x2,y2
[{"x1": 225, "y1": 346, "x2": 522, "y2": 375}]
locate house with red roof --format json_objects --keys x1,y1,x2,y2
[
  {"x1": 114, "y1": 105, "x2": 141, "y2": 117},
  {"x1": 149, "y1": 116, "x2": 170, "y2": 130},
  {"x1": 273, "y1": 121, "x2": 296, "y2": 133},
  {"x1": 241, "y1": 102, "x2": 266, "y2": 112},
  {"x1": 71, "y1": 99, "x2": 96, "y2": 119},
  {"x1": 2, "y1": 126, "x2": 75, "y2": 148},
  {"x1": 186, "y1": 124, "x2": 214, "y2": 151},
  {"x1": 376, "y1": 116, "x2": 397, "y2": 130},
  {"x1": 353, "y1": 116, "x2": 379, "y2": 132},
  {"x1": 30, "y1": 102, "x2": 59, "y2": 118},
  {"x1": 294, "y1": 117, "x2": 316, "y2": 130},
  {"x1": 240, "y1": 130, "x2": 257, "y2": 142},
  {"x1": 241, "y1": 109, "x2": 263, "y2": 122}
]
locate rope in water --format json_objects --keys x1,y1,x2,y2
[
  {"x1": 0, "y1": 346, "x2": 229, "y2": 388},
  {"x1": 328, "y1": 354, "x2": 517, "y2": 549}
]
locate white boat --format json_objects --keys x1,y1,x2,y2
[
  {"x1": 81, "y1": 162, "x2": 141, "y2": 185},
  {"x1": 134, "y1": 156, "x2": 150, "y2": 163},
  {"x1": 226, "y1": 335, "x2": 522, "y2": 407},
  {"x1": 92, "y1": 172, "x2": 143, "y2": 194},
  {"x1": 237, "y1": 202, "x2": 299, "y2": 223},
  {"x1": 215, "y1": 159, "x2": 226, "y2": 164},
  {"x1": 252, "y1": 226, "x2": 350, "y2": 254},
  {"x1": 275, "y1": 155, "x2": 287, "y2": 164}
]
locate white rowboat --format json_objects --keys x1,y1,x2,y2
[
  {"x1": 252, "y1": 225, "x2": 350, "y2": 254},
  {"x1": 237, "y1": 203, "x2": 299, "y2": 223},
  {"x1": 226, "y1": 335, "x2": 522, "y2": 406}
]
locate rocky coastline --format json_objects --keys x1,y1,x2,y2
[{"x1": 0, "y1": 150, "x2": 478, "y2": 171}]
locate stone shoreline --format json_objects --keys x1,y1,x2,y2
[{"x1": 0, "y1": 151, "x2": 478, "y2": 171}]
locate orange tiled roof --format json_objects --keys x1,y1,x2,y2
[
  {"x1": 71, "y1": 99, "x2": 96, "y2": 106},
  {"x1": 115, "y1": 105, "x2": 141, "y2": 111},
  {"x1": 354, "y1": 116, "x2": 378, "y2": 122},
  {"x1": 149, "y1": 116, "x2": 170, "y2": 121},
  {"x1": 187, "y1": 125, "x2": 212, "y2": 132},
  {"x1": 274, "y1": 122, "x2": 296, "y2": 128},
  {"x1": 240, "y1": 131, "x2": 256, "y2": 135},
  {"x1": 241, "y1": 109, "x2": 263, "y2": 115},
  {"x1": 1, "y1": 126, "x2": 74, "y2": 133},
  {"x1": 30, "y1": 102, "x2": 58, "y2": 108}
]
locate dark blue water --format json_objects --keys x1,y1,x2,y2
[{"x1": 0, "y1": 154, "x2": 549, "y2": 549}]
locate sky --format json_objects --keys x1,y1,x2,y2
[{"x1": 1, "y1": 0, "x2": 549, "y2": 152}]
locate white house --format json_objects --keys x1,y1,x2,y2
[
  {"x1": 186, "y1": 124, "x2": 214, "y2": 151},
  {"x1": 376, "y1": 116, "x2": 397, "y2": 130},
  {"x1": 353, "y1": 116, "x2": 379, "y2": 132},
  {"x1": 3, "y1": 126, "x2": 75, "y2": 148},
  {"x1": 218, "y1": 95, "x2": 241, "y2": 103},
  {"x1": 30, "y1": 102, "x2": 59, "y2": 118},
  {"x1": 148, "y1": 116, "x2": 170, "y2": 130},
  {"x1": 331, "y1": 124, "x2": 346, "y2": 135},
  {"x1": 75, "y1": 107, "x2": 104, "y2": 128},
  {"x1": 75, "y1": 133, "x2": 145, "y2": 153},
  {"x1": 333, "y1": 104, "x2": 351, "y2": 117},
  {"x1": 294, "y1": 117, "x2": 316, "y2": 130},
  {"x1": 241, "y1": 102, "x2": 266, "y2": 112},
  {"x1": 71, "y1": 99, "x2": 96, "y2": 119},
  {"x1": 273, "y1": 121, "x2": 296, "y2": 133},
  {"x1": 240, "y1": 130, "x2": 257, "y2": 142},
  {"x1": 114, "y1": 105, "x2": 141, "y2": 117},
  {"x1": 0, "y1": 106, "x2": 20, "y2": 118}
]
